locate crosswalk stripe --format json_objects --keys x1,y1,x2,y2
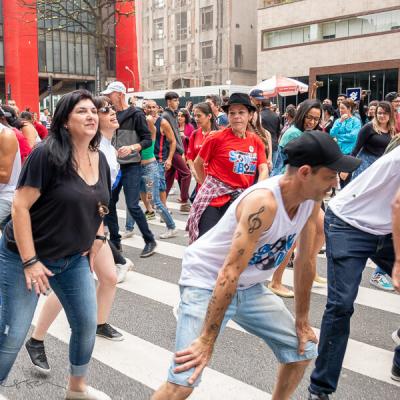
[
  {"x1": 0, "y1": 395, "x2": 8, "y2": 399},
  {"x1": 116, "y1": 209, "x2": 187, "y2": 231},
  {"x1": 32, "y1": 297, "x2": 271, "y2": 400},
  {"x1": 122, "y1": 236, "x2": 400, "y2": 315},
  {"x1": 118, "y1": 271, "x2": 400, "y2": 388}
]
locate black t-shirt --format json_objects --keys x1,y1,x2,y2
[
  {"x1": 351, "y1": 122, "x2": 392, "y2": 157},
  {"x1": 4, "y1": 144, "x2": 111, "y2": 259}
]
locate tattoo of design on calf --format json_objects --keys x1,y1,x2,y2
[
  {"x1": 234, "y1": 231, "x2": 242, "y2": 239},
  {"x1": 248, "y1": 206, "x2": 265, "y2": 234},
  {"x1": 238, "y1": 248, "x2": 245, "y2": 256}
]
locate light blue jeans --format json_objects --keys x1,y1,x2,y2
[
  {"x1": 0, "y1": 199, "x2": 11, "y2": 231},
  {"x1": 125, "y1": 161, "x2": 175, "y2": 231},
  {"x1": 168, "y1": 283, "x2": 317, "y2": 387},
  {"x1": 0, "y1": 237, "x2": 97, "y2": 382}
]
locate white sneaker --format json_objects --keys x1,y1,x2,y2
[
  {"x1": 116, "y1": 257, "x2": 134, "y2": 284},
  {"x1": 159, "y1": 229, "x2": 178, "y2": 239},
  {"x1": 65, "y1": 386, "x2": 111, "y2": 400},
  {"x1": 124, "y1": 257, "x2": 135, "y2": 271},
  {"x1": 120, "y1": 230, "x2": 134, "y2": 239},
  {"x1": 392, "y1": 329, "x2": 400, "y2": 346}
]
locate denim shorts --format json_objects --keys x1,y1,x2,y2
[{"x1": 168, "y1": 283, "x2": 317, "y2": 387}]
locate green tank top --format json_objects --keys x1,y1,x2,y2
[{"x1": 141, "y1": 140, "x2": 155, "y2": 161}]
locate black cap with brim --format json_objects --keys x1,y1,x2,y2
[
  {"x1": 221, "y1": 92, "x2": 257, "y2": 113},
  {"x1": 284, "y1": 131, "x2": 362, "y2": 173},
  {"x1": 324, "y1": 155, "x2": 361, "y2": 173}
]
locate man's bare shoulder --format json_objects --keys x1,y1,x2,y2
[{"x1": 236, "y1": 188, "x2": 278, "y2": 220}]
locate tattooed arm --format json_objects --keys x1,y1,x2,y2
[
  {"x1": 293, "y1": 202, "x2": 320, "y2": 354},
  {"x1": 174, "y1": 189, "x2": 277, "y2": 384}
]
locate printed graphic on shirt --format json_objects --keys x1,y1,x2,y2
[
  {"x1": 229, "y1": 150, "x2": 258, "y2": 175},
  {"x1": 248, "y1": 234, "x2": 296, "y2": 271}
]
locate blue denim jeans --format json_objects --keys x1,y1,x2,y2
[
  {"x1": 105, "y1": 163, "x2": 154, "y2": 246},
  {"x1": 124, "y1": 161, "x2": 175, "y2": 231},
  {"x1": 141, "y1": 161, "x2": 175, "y2": 230},
  {"x1": 0, "y1": 199, "x2": 11, "y2": 231},
  {"x1": 309, "y1": 208, "x2": 395, "y2": 395},
  {"x1": 169, "y1": 284, "x2": 317, "y2": 387},
  {"x1": 0, "y1": 237, "x2": 97, "y2": 382},
  {"x1": 157, "y1": 161, "x2": 167, "y2": 193}
]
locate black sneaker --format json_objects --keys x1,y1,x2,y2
[
  {"x1": 140, "y1": 241, "x2": 157, "y2": 258},
  {"x1": 96, "y1": 323, "x2": 124, "y2": 341},
  {"x1": 392, "y1": 363, "x2": 400, "y2": 382},
  {"x1": 25, "y1": 338, "x2": 51, "y2": 373},
  {"x1": 308, "y1": 392, "x2": 330, "y2": 400}
]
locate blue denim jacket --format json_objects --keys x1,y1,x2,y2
[{"x1": 330, "y1": 116, "x2": 361, "y2": 155}]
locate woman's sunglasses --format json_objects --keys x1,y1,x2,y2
[{"x1": 98, "y1": 105, "x2": 116, "y2": 114}]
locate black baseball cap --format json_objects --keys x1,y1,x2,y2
[{"x1": 283, "y1": 131, "x2": 361, "y2": 173}]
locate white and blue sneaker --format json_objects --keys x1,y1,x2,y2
[{"x1": 369, "y1": 272, "x2": 394, "y2": 291}]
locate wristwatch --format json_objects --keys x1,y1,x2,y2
[{"x1": 95, "y1": 235, "x2": 107, "y2": 243}]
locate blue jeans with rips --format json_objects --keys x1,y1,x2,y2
[
  {"x1": 0, "y1": 237, "x2": 97, "y2": 382},
  {"x1": 309, "y1": 207, "x2": 395, "y2": 395}
]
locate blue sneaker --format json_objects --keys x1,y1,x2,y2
[{"x1": 369, "y1": 272, "x2": 394, "y2": 291}]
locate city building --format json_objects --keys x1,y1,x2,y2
[
  {"x1": 136, "y1": 0, "x2": 258, "y2": 91},
  {"x1": 257, "y1": 0, "x2": 400, "y2": 103},
  {"x1": 0, "y1": 0, "x2": 139, "y2": 113}
]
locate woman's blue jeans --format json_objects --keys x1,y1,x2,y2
[{"x1": 0, "y1": 237, "x2": 97, "y2": 382}]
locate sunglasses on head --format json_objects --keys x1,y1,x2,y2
[{"x1": 98, "y1": 105, "x2": 116, "y2": 114}]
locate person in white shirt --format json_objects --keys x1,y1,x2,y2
[
  {"x1": 308, "y1": 145, "x2": 400, "y2": 399},
  {"x1": 0, "y1": 125, "x2": 21, "y2": 230},
  {"x1": 152, "y1": 131, "x2": 360, "y2": 400}
]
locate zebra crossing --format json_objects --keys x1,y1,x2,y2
[{"x1": 1, "y1": 201, "x2": 399, "y2": 399}]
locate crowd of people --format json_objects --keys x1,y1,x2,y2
[{"x1": 0, "y1": 82, "x2": 399, "y2": 400}]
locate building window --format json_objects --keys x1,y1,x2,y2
[
  {"x1": 153, "y1": 18, "x2": 164, "y2": 39},
  {"x1": 153, "y1": 49, "x2": 164, "y2": 67},
  {"x1": 201, "y1": 41, "x2": 213, "y2": 59},
  {"x1": 176, "y1": 45, "x2": 187, "y2": 63},
  {"x1": 153, "y1": 0, "x2": 165, "y2": 8},
  {"x1": 201, "y1": 6, "x2": 213, "y2": 31},
  {"x1": 175, "y1": 0, "x2": 186, "y2": 6},
  {"x1": 153, "y1": 80, "x2": 165, "y2": 90},
  {"x1": 176, "y1": 12, "x2": 187, "y2": 40},
  {"x1": 234, "y1": 44, "x2": 243, "y2": 68},
  {"x1": 262, "y1": 9, "x2": 400, "y2": 49}
]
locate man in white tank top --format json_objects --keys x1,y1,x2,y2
[
  {"x1": 152, "y1": 131, "x2": 360, "y2": 400},
  {"x1": 0, "y1": 125, "x2": 21, "y2": 230},
  {"x1": 308, "y1": 145, "x2": 400, "y2": 399}
]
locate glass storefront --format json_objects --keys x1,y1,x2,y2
[
  {"x1": 37, "y1": 0, "x2": 115, "y2": 76},
  {"x1": 316, "y1": 69, "x2": 399, "y2": 102}
]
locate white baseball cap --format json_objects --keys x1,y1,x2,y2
[{"x1": 101, "y1": 81, "x2": 126, "y2": 95}]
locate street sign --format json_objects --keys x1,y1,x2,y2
[{"x1": 346, "y1": 87, "x2": 362, "y2": 102}]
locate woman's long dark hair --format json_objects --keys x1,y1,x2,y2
[
  {"x1": 46, "y1": 89, "x2": 101, "y2": 175},
  {"x1": 193, "y1": 102, "x2": 218, "y2": 131},
  {"x1": 293, "y1": 99, "x2": 322, "y2": 131}
]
